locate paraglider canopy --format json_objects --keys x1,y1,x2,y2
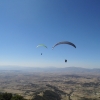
[
  {"x1": 37, "y1": 44, "x2": 47, "y2": 48},
  {"x1": 52, "y1": 41, "x2": 76, "y2": 49}
]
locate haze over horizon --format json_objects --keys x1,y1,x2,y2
[{"x1": 0, "y1": 0, "x2": 100, "y2": 68}]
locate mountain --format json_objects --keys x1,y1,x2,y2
[{"x1": 0, "y1": 66, "x2": 100, "y2": 74}]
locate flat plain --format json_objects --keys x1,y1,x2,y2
[{"x1": 0, "y1": 69, "x2": 100, "y2": 100}]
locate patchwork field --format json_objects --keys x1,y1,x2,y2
[{"x1": 0, "y1": 70, "x2": 100, "y2": 100}]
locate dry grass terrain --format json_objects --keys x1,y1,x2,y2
[{"x1": 0, "y1": 70, "x2": 100, "y2": 100}]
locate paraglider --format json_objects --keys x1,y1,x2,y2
[
  {"x1": 52, "y1": 41, "x2": 76, "y2": 63},
  {"x1": 37, "y1": 44, "x2": 47, "y2": 55}
]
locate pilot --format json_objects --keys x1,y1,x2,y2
[{"x1": 65, "y1": 59, "x2": 67, "y2": 63}]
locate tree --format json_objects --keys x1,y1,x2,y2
[
  {"x1": 43, "y1": 90, "x2": 61, "y2": 100},
  {"x1": 0, "y1": 92, "x2": 12, "y2": 100},
  {"x1": 32, "y1": 90, "x2": 61, "y2": 100},
  {"x1": 11, "y1": 94, "x2": 26, "y2": 100}
]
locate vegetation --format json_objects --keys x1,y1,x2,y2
[
  {"x1": 0, "y1": 91, "x2": 99, "y2": 100},
  {"x1": 32, "y1": 90, "x2": 61, "y2": 100},
  {"x1": 79, "y1": 97, "x2": 99, "y2": 100},
  {"x1": 0, "y1": 92, "x2": 26, "y2": 100},
  {"x1": 32, "y1": 95, "x2": 45, "y2": 100},
  {"x1": 0, "y1": 91, "x2": 61, "y2": 100}
]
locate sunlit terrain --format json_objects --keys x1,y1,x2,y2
[{"x1": 0, "y1": 67, "x2": 100, "y2": 100}]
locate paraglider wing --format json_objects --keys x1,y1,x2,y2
[
  {"x1": 52, "y1": 41, "x2": 76, "y2": 49},
  {"x1": 37, "y1": 44, "x2": 47, "y2": 48}
]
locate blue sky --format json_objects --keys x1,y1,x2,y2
[{"x1": 0, "y1": 0, "x2": 100, "y2": 68}]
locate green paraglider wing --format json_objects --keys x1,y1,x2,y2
[
  {"x1": 37, "y1": 44, "x2": 47, "y2": 48},
  {"x1": 52, "y1": 41, "x2": 76, "y2": 49}
]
